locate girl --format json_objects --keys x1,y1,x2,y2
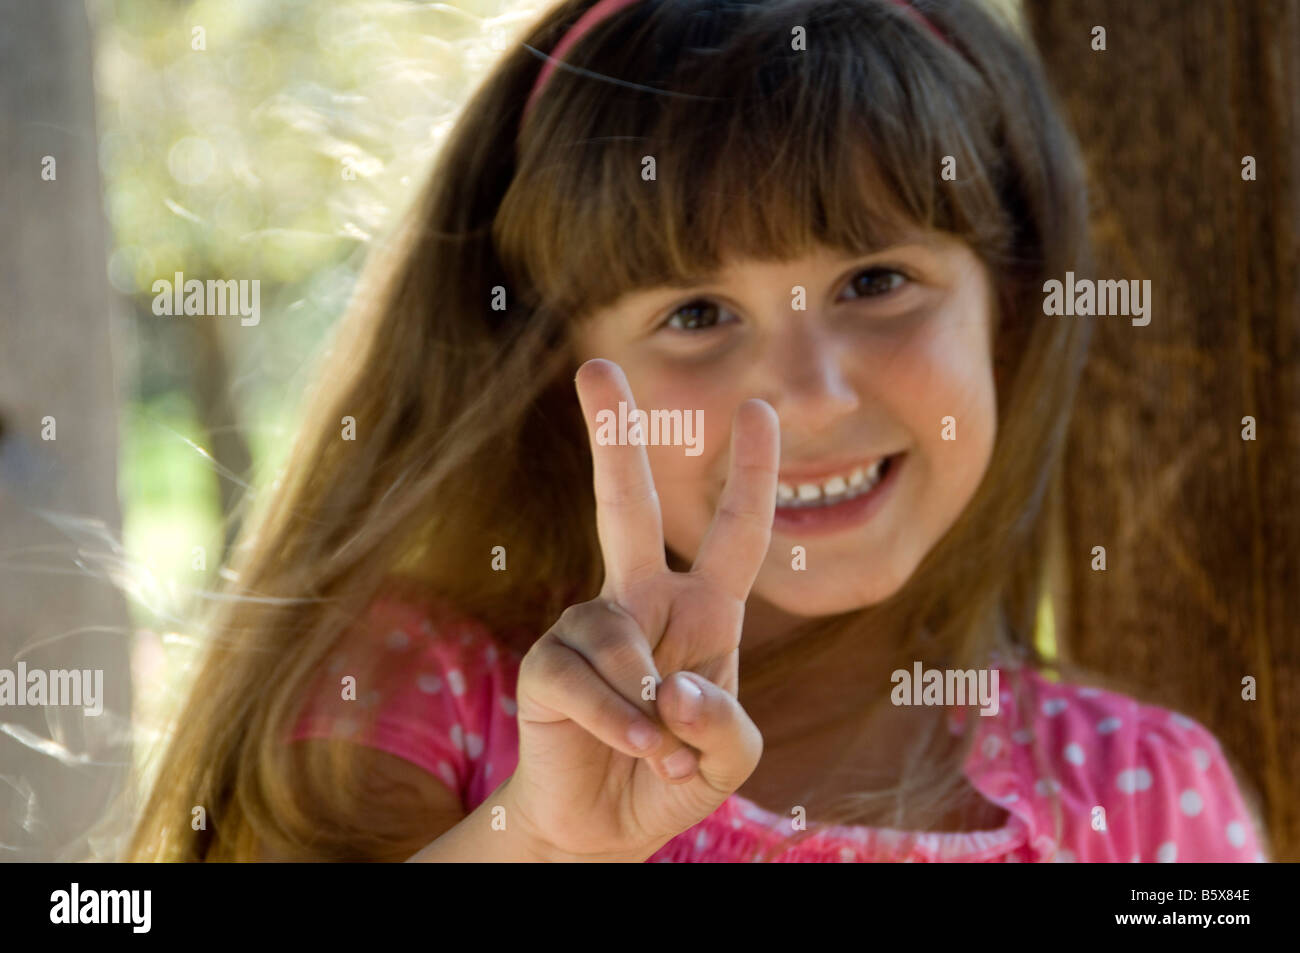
[{"x1": 129, "y1": 0, "x2": 1267, "y2": 862}]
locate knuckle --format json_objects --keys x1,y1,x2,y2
[
  {"x1": 584, "y1": 618, "x2": 642, "y2": 667},
  {"x1": 524, "y1": 636, "x2": 579, "y2": 690},
  {"x1": 555, "y1": 600, "x2": 596, "y2": 631},
  {"x1": 620, "y1": 552, "x2": 664, "y2": 580}
]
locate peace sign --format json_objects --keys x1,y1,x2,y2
[
  {"x1": 574, "y1": 358, "x2": 780, "y2": 688},
  {"x1": 501, "y1": 358, "x2": 780, "y2": 861}
]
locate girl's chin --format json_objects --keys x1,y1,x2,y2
[{"x1": 751, "y1": 576, "x2": 906, "y2": 617}]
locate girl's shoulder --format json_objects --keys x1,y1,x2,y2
[
  {"x1": 291, "y1": 581, "x2": 525, "y2": 810},
  {"x1": 981, "y1": 664, "x2": 1266, "y2": 861}
]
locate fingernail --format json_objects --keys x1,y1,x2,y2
[
  {"x1": 675, "y1": 674, "x2": 703, "y2": 724},
  {"x1": 662, "y1": 748, "x2": 695, "y2": 779},
  {"x1": 627, "y1": 720, "x2": 660, "y2": 752}
]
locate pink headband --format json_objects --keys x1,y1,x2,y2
[{"x1": 522, "y1": 0, "x2": 956, "y2": 124}]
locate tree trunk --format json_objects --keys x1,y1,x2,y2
[
  {"x1": 1026, "y1": 0, "x2": 1300, "y2": 860},
  {"x1": 0, "y1": 0, "x2": 134, "y2": 861}
]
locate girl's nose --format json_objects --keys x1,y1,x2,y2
[{"x1": 760, "y1": 322, "x2": 860, "y2": 435}]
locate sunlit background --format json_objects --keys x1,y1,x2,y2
[{"x1": 88, "y1": 0, "x2": 558, "y2": 762}]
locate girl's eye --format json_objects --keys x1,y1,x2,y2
[
  {"x1": 842, "y1": 267, "x2": 909, "y2": 300},
  {"x1": 657, "y1": 266, "x2": 910, "y2": 334},
  {"x1": 661, "y1": 300, "x2": 735, "y2": 333}
]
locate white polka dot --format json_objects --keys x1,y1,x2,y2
[
  {"x1": 1096, "y1": 716, "x2": 1122, "y2": 734},
  {"x1": 1179, "y1": 789, "x2": 1204, "y2": 817},
  {"x1": 839, "y1": 846, "x2": 855, "y2": 862},
  {"x1": 1193, "y1": 748, "x2": 1211, "y2": 772},
  {"x1": 1042, "y1": 698, "x2": 1068, "y2": 716},
  {"x1": 385, "y1": 629, "x2": 410, "y2": 650},
  {"x1": 996, "y1": 791, "x2": 1020, "y2": 804},
  {"x1": 417, "y1": 674, "x2": 442, "y2": 694},
  {"x1": 695, "y1": 829, "x2": 711, "y2": 851},
  {"x1": 1226, "y1": 821, "x2": 1247, "y2": 848},
  {"x1": 1130, "y1": 854, "x2": 1141, "y2": 863},
  {"x1": 731, "y1": 818, "x2": 742, "y2": 829},
  {"x1": 449, "y1": 724, "x2": 464, "y2": 750},
  {"x1": 500, "y1": 696, "x2": 517, "y2": 717},
  {"x1": 1035, "y1": 778, "x2": 1061, "y2": 796},
  {"x1": 485, "y1": 763, "x2": 493, "y2": 778},
  {"x1": 436, "y1": 761, "x2": 456, "y2": 788},
  {"x1": 1064, "y1": 742, "x2": 1086, "y2": 766},
  {"x1": 466, "y1": 732, "x2": 484, "y2": 759},
  {"x1": 1077, "y1": 687, "x2": 1101, "y2": 697},
  {"x1": 1054, "y1": 849, "x2": 1076, "y2": 863},
  {"x1": 1170, "y1": 712, "x2": 1197, "y2": 730},
  {"x1": 1012, "y1": 729, "x2": 1033, "y2": 744},
  {"x1": 446, "y1": 669, "x2": 466, "y2": 695},
  {"x1": 982, "y1": 735, "x2": 1004, "y2": 759},
  {"x1": 1155, "y1": 841, "x2": 1177, "y2": 863},
  {"x1": 484, "y1": 643, "x2": 497, "y2": 664},
  {"x1": 1116, "y1": 767, "x2": 1153, "y2": 793}
]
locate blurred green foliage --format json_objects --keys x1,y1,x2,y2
[{"x1": 91, "y1": 0, "x2": 547, "y2": 626}]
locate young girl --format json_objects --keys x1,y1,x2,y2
[{"x1": 129, "y1": 0, "x2": 1267, "y2": 862}]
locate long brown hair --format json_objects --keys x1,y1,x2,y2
[{"x1": 128, "y1": 0, "x2": 1097, "y2": 862}]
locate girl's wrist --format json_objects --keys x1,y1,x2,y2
[{"x1": 496, "y1": 776, "x2": 660, "y2": 863}]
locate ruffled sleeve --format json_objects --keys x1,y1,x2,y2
[
  {"x1": 1005, "y1": 671, "x2": 1265, "y2": 862},
  {"x1": 1120, "y1": 707, "x2": 1265, "y2": 862},
  {"x1": 289, "y1": 592, "x2": 523, "y2": 811}
]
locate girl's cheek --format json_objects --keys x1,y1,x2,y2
[{"x1": 878, "y1": 307, "x2": 995, "y2": 426}]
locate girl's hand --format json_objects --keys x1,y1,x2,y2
[{"x1": 502, "y1": 358, "x2": 779, "y2": 861}]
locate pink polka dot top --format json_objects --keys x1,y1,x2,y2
[{"x1": 290, "y1": 588, "x2": 1266, "y2": 862}]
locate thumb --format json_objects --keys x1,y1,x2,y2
[{"x1": 656, "y1": 671, "x2": 763, "y2": 794}]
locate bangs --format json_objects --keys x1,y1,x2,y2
[{"x1": 495, "y1": 0, "x2": 1013, "y2": 319}]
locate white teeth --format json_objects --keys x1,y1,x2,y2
[{"x1": 776, "y1": 457, "x2": 893, "y2": 509}]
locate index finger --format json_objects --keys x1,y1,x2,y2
[{"x1": 575, "y1": 358, "x2": 669, "y2": 597}]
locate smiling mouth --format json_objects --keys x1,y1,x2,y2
[{"x1": 775, "y1": 455, "x2": 900, "y2": 509}]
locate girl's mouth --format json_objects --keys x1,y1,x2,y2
[{"x1": 771, "y1": 453, "x2": 905, "y2": 535}]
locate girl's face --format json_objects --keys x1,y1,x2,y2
[{"x1": 572, "y1": 229, "x2": 998, "y2": 618}]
